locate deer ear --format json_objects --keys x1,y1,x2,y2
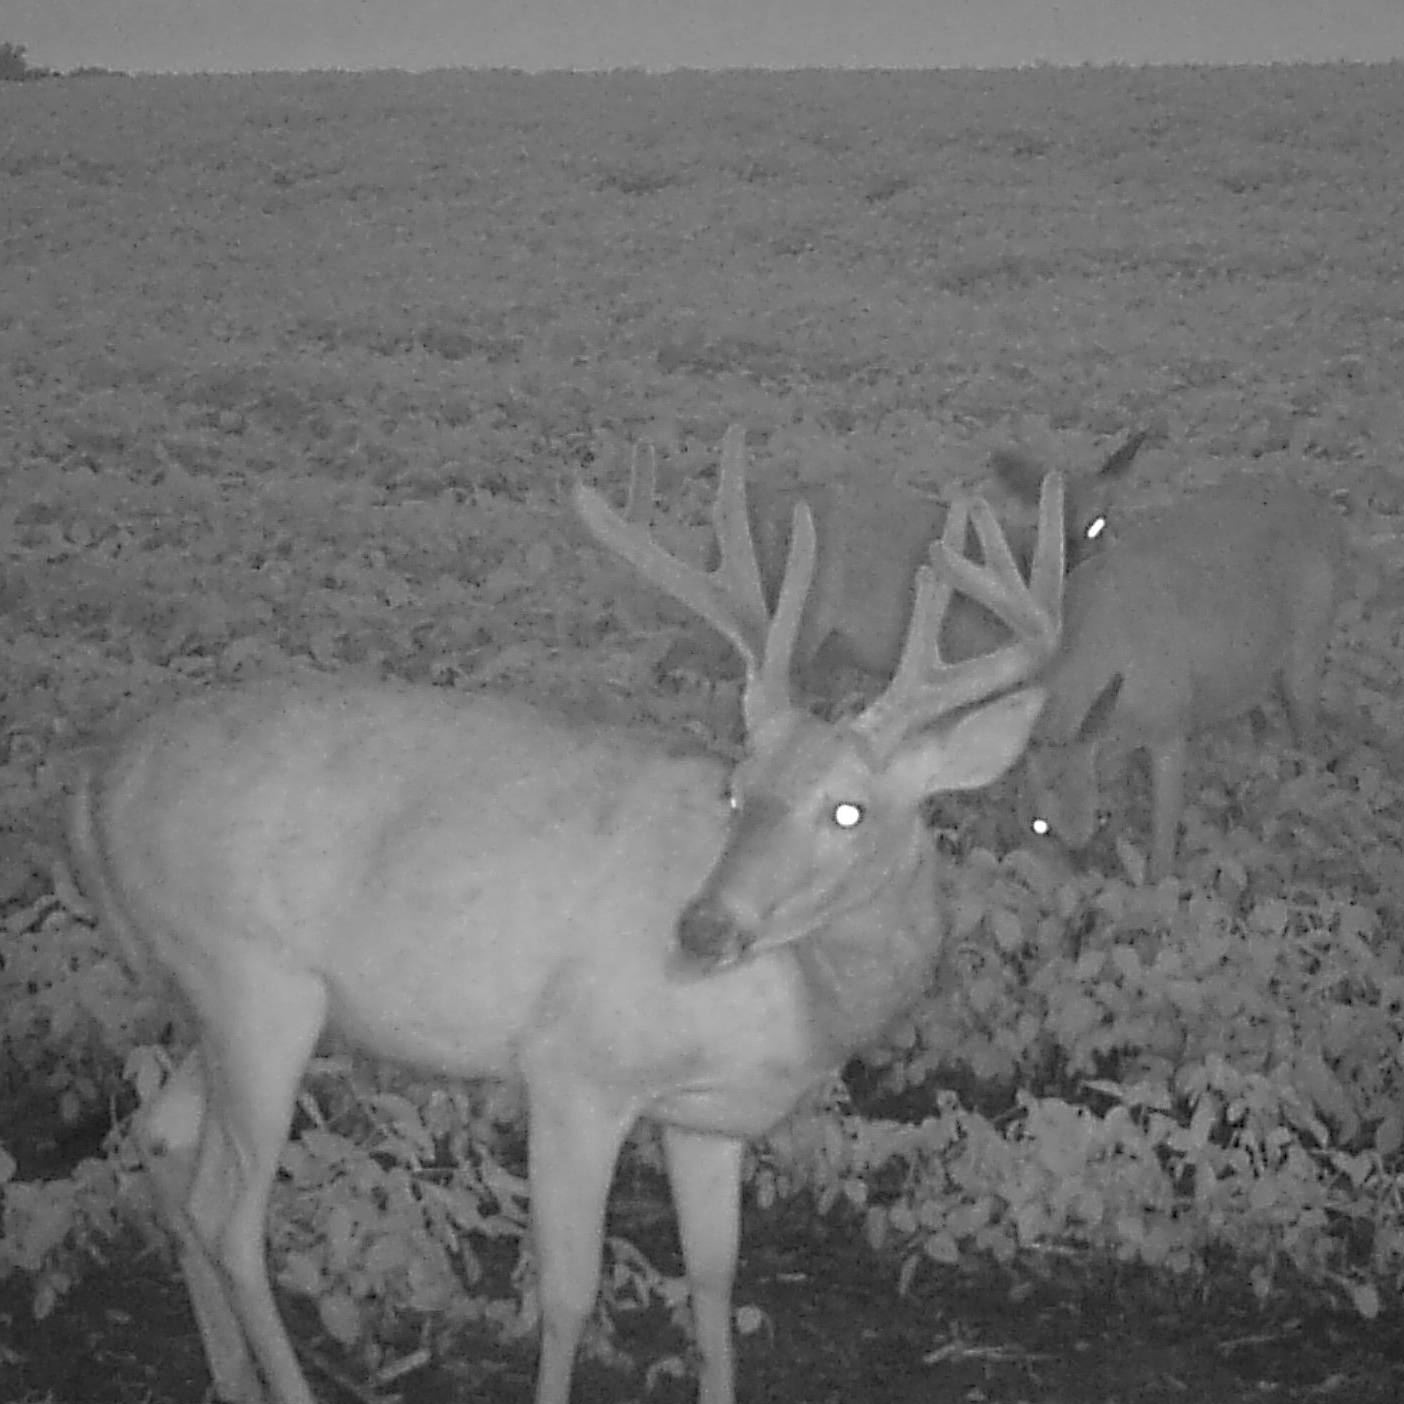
[
  {"x1": 892, "y1": 686, "x2": 1047, "y2": 800},
  {"x1": 1097, "y1": 428, "x2": 1149, "y2": 481}
]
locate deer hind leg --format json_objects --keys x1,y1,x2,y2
[
  {"x1": 138, "y1": 1050, "x2": 264, "y2": 1404},
  {"x1": 1279, "y1": 631, "x2": 1330, "y2": 750},
  {"x1": 525, "y1": 1075, "x2": 637, "y2": 1404},
  {"x1": 663, "y1": 1127, "x2": 743, "y2": 1404},
  {"x1": 1279, "y1": 554, "x2": 1341, "y2": 749},
  {"x1": 147, "y1": 962, "x2": 329, "y2": 1404}
]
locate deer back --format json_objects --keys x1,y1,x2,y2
[
  {"x1": 736, "y1": 431, "x2": 1146, "y2": 684},
  {"x1": 742, "y1": 477, "x2": 948, "y2": 677},
  {"x1": 740, "y1": 479, "x2": 1072, "y2": 679},
  {"x1": 74, "y1": 684, "x2": 739, "y2": 1075},
  {"x1": 1037, "y1": 481, "x2": 1346, "y2": 748}
]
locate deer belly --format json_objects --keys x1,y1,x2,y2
[
  {"x1": 320, "y1": 935, "x2": 554, "y2": 1077},
  {"x1": 1183, "y1": 641, "x2": 1286, "y2": 727}
]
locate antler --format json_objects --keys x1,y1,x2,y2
[
  {"x1": 574, "y1": 424, "x2": 817, "y2": 736},
  {"x1": 853, "y1": 472, "x2": 1066, "y2": 753}
]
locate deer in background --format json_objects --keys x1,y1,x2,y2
[
  {"x1": 1020, "y1": 478, "x2": 1348, "y2": 882},
  {"x1": 69, "y1": 424, "x2": 1066, "y2": 1404},
  {"x1": 631, "y1": 427, "x2": 1143, "y2": 693}
]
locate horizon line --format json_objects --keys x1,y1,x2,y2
[{"x1": 29, "y1": 54, "x2": 1404, "y2": 78}]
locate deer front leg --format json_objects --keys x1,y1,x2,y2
[
  {"x1": 526, "y1": 1079, "x2": 636, "y2": 1404},
  {"x1": 1146, "y1": 735, "x2": 1188, "y2": 882},
  {"x1": 663, "y1": 1127, "x2": 744, "y2": 1404}
]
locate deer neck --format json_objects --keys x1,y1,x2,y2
[{"x1": 788, "y1": 834, "x2": 940, "y2": 1064}]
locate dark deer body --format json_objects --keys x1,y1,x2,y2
[
  {"x1": 1023, "y1": 478, "x2": 1347, "y2": 880},
  {"x1": 739, "y1": 430, "x2": 1143, "y2": 677},
  {"x1": 645, "y1": 431, "x2": 1142, "y2": 690}
]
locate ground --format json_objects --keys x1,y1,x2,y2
[{"x1": 5, "y1": 1197, "x2": 1404, "y2": 1403}]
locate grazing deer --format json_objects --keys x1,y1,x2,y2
[
  {"x1": 69, "y1": 424, "x2": 1066, "y2": 1404},
  {"x1": 642, "y1": 429, "x2": 1143, "y2": 691},
  {"x1": 1021, "y1": 478, "x2": 1347, "y2": 882}
]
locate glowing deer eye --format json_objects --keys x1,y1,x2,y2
[{"x1": 832, "y1": 802, "x2": 864, "y2": 830}]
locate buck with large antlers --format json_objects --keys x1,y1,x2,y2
[
  {"x1": 69, "y1": 425, "x2": 1065, "y2": 1404},
  {"x1": 641, "y1": 428, "x2": 1142, "y2": 690},
  {"x1": 1020, "y1": 478, "x2": 1346, "y2": 881}
]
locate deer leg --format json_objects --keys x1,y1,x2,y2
[
  {"x1": 663, "y1": 1127, "x2": 743, "y2": 1404},
  {"x1": 526, "y1": 1081, "x2": 635, "y2": 1404},
  {"x1": 170, "y1": 964, "x2": 329, "y2": 1404},
  {"x1": 1281, "y1": 550, "x2": 1341, "y2": 748},
  {"x1": 1279, "y1": 652, "x2": 1324, "y2": 750},
  {"x1": 138, "y1": 1050, "x2": 265, "y2": 1404},
  {"x1": 1146, "y1": 736, "x2": 1188, "y2": 882}
]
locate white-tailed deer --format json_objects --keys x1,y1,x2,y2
[
  {"x1": 1021, "y1": 479, "x2": 1347, "y2": 881},
  {"x1": 69, "y1": 424, "x2": 1066, "y2": 1404},
  {"x1": 643, "y1": 429, "x2": 1142, "y2": 690}
]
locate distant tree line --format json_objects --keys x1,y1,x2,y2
[
  {"x1": 0, "y1": 42, "x2": 49, "y2": 80},
  {"x1": 0, "y1": 41, "x2": 126, "y2": 80}
]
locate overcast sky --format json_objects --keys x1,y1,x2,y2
[{"x1": 11, "y1": 0, "x2": 1404, "y2": 73}]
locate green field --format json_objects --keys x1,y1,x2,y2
[{"x1": 4, "y1": 63, "x2": 1404, "y2": 1404}]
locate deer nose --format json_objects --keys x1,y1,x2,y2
[{"x1": 675, "y1": 897, "x2": 753, "y2": 973}]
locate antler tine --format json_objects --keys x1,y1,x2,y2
[
  {"x1": 1025, "y1": 468, "x2": 1066, "y2": 632},
  {"x1": 865, "y1": 497, "x2": 968, "y2": 713},
  {"x1": 854, "y1": 475, "x2": 1066, "y2": 750},
  {"x1": 712, "y1": 424, "x2": 769, "y2": 641},
  {"x1": 573, "y1": 425, "x2": 817, "y2": 736},
  {"x1": 748, "y1": 500, "x2": 815, "y2": 735},
  {"x1": 941, "y1": 496, "x2": 1063, "y2": 643},
  {"x1": 711, "y1": 425, "x2": 818, "y2": 734}
]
